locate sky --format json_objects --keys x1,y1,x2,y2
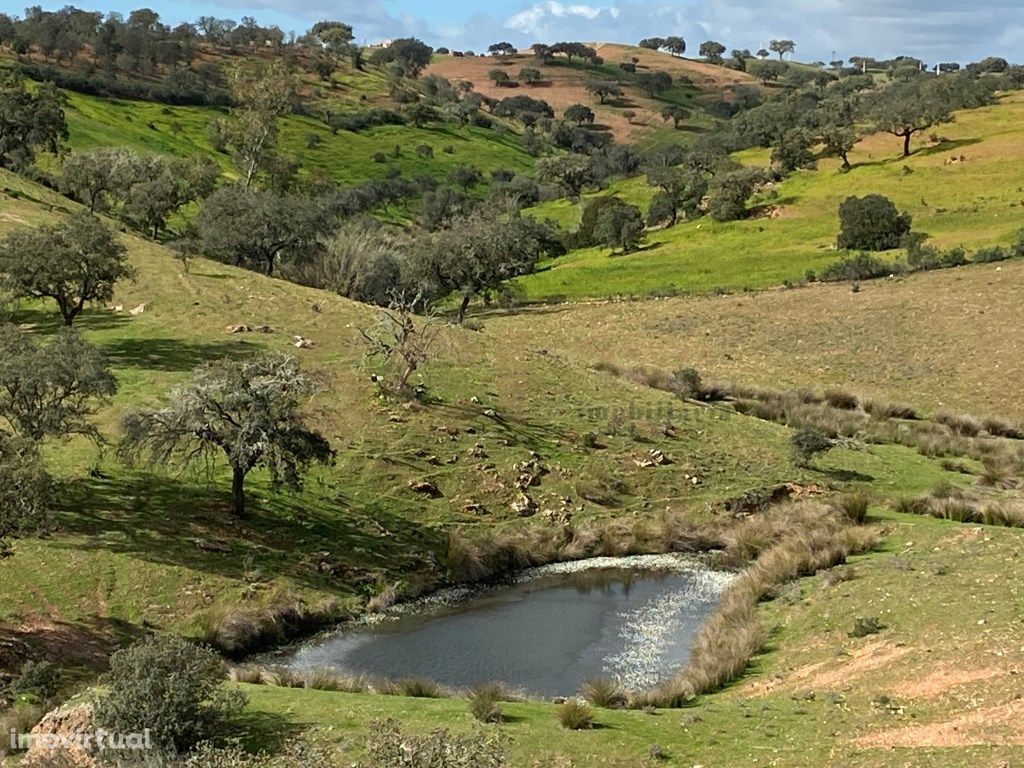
[{"x1": 3, "y1": 0, "x2": 1023, "y2": 65}]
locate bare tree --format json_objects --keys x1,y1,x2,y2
[{"x1": 359, "y1": 292, "x2": 443, "y2": 397}]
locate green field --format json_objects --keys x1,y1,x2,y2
[
  {"x1": 518, "y1": 91, "x2": 1024, "y2": 300},
  {"x1": 54, "y1": 90, "x2": 536, "y2": 188}
]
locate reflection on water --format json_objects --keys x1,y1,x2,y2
[{"x1": 281, "y1": 559, "x2": 728, "y2": 697}]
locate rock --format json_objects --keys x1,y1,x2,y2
[
  {"x1": 511, "y1": 492, "x2": 537, "y2": 517},
  {"x1": 408, "y1": 480, "x2": 442, "y2": 498},
  {"x1": 635, "y1": 449, "x2": 672, "y2": 468},
  {"x1": 25, "y1": 703, "x2": 99, "y2": 768},
  {"x1": 128, "y1": 303, "x2": 147, "y2": 316},
  {"x1": 462, "y1": 501, "x2": 485, "y2": 513},
  {"x1": 292, "y1": 336, "x2": 316, "y2": 349},
  {"x1": 226, "y1": 324, "x2": 250, "y2": 334}
]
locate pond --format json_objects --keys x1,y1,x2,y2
[{"x1": 280, "y1": 555, "x2": 731, "y2": 697}]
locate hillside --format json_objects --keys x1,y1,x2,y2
[
  {"x1": 427, "y1": 44, "x2": 755, "y2": 146},
  {"x1": 519, "y1": 90, "x2": 1024, "y2": 300},
  {"x1": 4, "y1": 15, "x2": 1024, "y2": 768},
  {"x1": 5, "y1": 171, "x2": 1024, "y2": 766}
]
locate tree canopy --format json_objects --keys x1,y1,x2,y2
[
  {"x1": 0, "y1": 212, "x2": 133, "y2": 326},
  {"x1": 120, "y1": 354, "x2": 332, "y2": 518},
  {"x1": 0, "y1": 72, "x2": 67, "y2": 171}
]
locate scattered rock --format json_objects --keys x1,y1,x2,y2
[
  {"x1": 292, "y1": 335, "x2": 316, "y2": 349},
  {"x1": 511, "y1": 492, "x2": 537, "y2": 516},
  {"x1": 128, "y1": 303, "x2": 147, "y2": 316},
  {"x1": 408, "y1": 480, "x2": 442, "y2": 498},
  {"x1": 635, "y1": 449, "x2": 672, "y2": 468}
]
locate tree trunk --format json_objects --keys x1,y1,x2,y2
[
  {"x1": 840, "y1": 151, "x2": 851, "y2": 170},
  {"x1": 456, "y1": 293, "x2": 471, "y2": 324},
  {"x1": 231, "y1": 466, "x2": 247, "y2": 518},
  {"x1": 903, "y1": 131, "x2": 912, "y2": 157}
]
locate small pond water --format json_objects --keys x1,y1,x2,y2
[{"x1": 280, "y1": 555, "x2": 730, "y2": 697}]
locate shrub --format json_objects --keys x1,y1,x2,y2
[
  {"x1": 837, "y1": 195, "x2": 912, "y2": 251},
  {"x1": 819, "y1": 252, "x2": 893, "y2": 282},
  {"x1": 580, "y1": 678, "x2": 627, "y2": 709},
  {"x1": 467, "y1": 682, "x2": 505, "y2": 723},
  {"x1": 12, "y1": 660, "x2": 60, "y2": 699},
  {"x1": 94, "y1": 635, "x2": 245, "y2": 754},
  {"x1": 363, "y1": 718, "x2": 507, "y2": 768},
  {"x1": 670, "y1": 368, "x2": 702, "y2": 399},
  {"x1": 849, "y1": 616, "x2": 884, "y2": 637},
  {"x1": 556, "y1": 698, "x2": 595, "y2": 730},
  {"x1": 792, "y1": 428, "x2": 834, "y2": 467},
  {"x1": 973, "y1": 245, "x2": 1009, "y2": 263}
]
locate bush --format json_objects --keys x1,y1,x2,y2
[
  {"x1": 94, "y1": 635, "x2": 245, "y2": 755},
  {"x1": 580, "y1": 678, "x2": 627, "y2": 709},
  {"x1": 467, "y1": 682, "x2": 504, "y2": 723},
  {"x1": 556, "y1": 698, "x2": 595, "y2": 730},
  {"x1": 837, "y1": 195, "x2": 912, "y2": 251},
  {"x1": 12, "y1": 660, "x2": 60, "y2": 699},
  {"x1": 363, "y1": 718, "x2": 507, "y2": 767},
  {"x1": 849, "y1": 616, "x2": 884, "y2": 637},
  {"x1": 819, "y1": 252, "x2": 893, "y2": 282},
  {"x1": 972, "y1": 245, "x2": 1009, "y2": 263},
  {"x1": 792, "y1": 428, "x2": 834, "y2": 467}
]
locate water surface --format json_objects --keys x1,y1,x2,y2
[{"x1": 284, "y1": 556, "x2": 729, "y2": 696}]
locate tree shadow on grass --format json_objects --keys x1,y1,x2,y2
[
  {"x1": 425, "y1": 401, "x2": 573, "y2": 454},
  {"x1": 9, "y1": 306, "x2": 133, "y2": 333},
  {"x1": 225, "y1": 707, "x2": 307, "y2": 754},
  {"x1": 101, "y1": 337, "x2": 254, "y2": 372},
  {"x1": 914, "y1": 137, "x2": 983, "y2": 158},
  {"x1": 816, "y1": 468, "x2": 875, "y2": 483},
  {"x1": 54, "y1": 472, "x2": 443, "y2": 591}
]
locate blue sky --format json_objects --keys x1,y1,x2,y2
[{"x1": 3, "y1": 0, "x2": 1023, "y2": 64}]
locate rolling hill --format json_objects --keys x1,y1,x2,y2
[
  {"x1": 518, "y1": 89, "x2": 1024, "y2": 300},
  {"x1": 427, "y1": 43, "x2": 756, "y2": 147}
]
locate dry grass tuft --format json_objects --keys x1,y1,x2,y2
[
  {"x1": 467, "y1": 682, "x2": 505, "y2": 723},
  {"x1": 556, "y1": 698, "x2": 595, "y2": 730},
  {"x1": 580, "y1": 677, "x2": 628, "y2": 709}
]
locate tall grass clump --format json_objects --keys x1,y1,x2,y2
[
  {"x1": 580, "y1": 677, "x2": 628, "y2": 709},
  {"x1": 467, "y1": 682, "x2": 505, "y2": 724},
  {"x1": 934, "y1": 411, "x2": 983, "y2": 437},
  {"x1": 556, "y1": 698, "x2": 595, "y2": 730}
]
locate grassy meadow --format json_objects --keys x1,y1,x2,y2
[{"x1": 519, "y1": 90, "x2": 1024, "y2": 300}]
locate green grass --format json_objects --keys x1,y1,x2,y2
[
  {"x1": 51, "y1": 88, "x2": 535, "y2": 188},
  {"x1": 0, "y1": 167, "x2": 968, "y2": 647},
  {"x1": 519, "y1": 91, "x2": 1024, "y2": 300}
]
